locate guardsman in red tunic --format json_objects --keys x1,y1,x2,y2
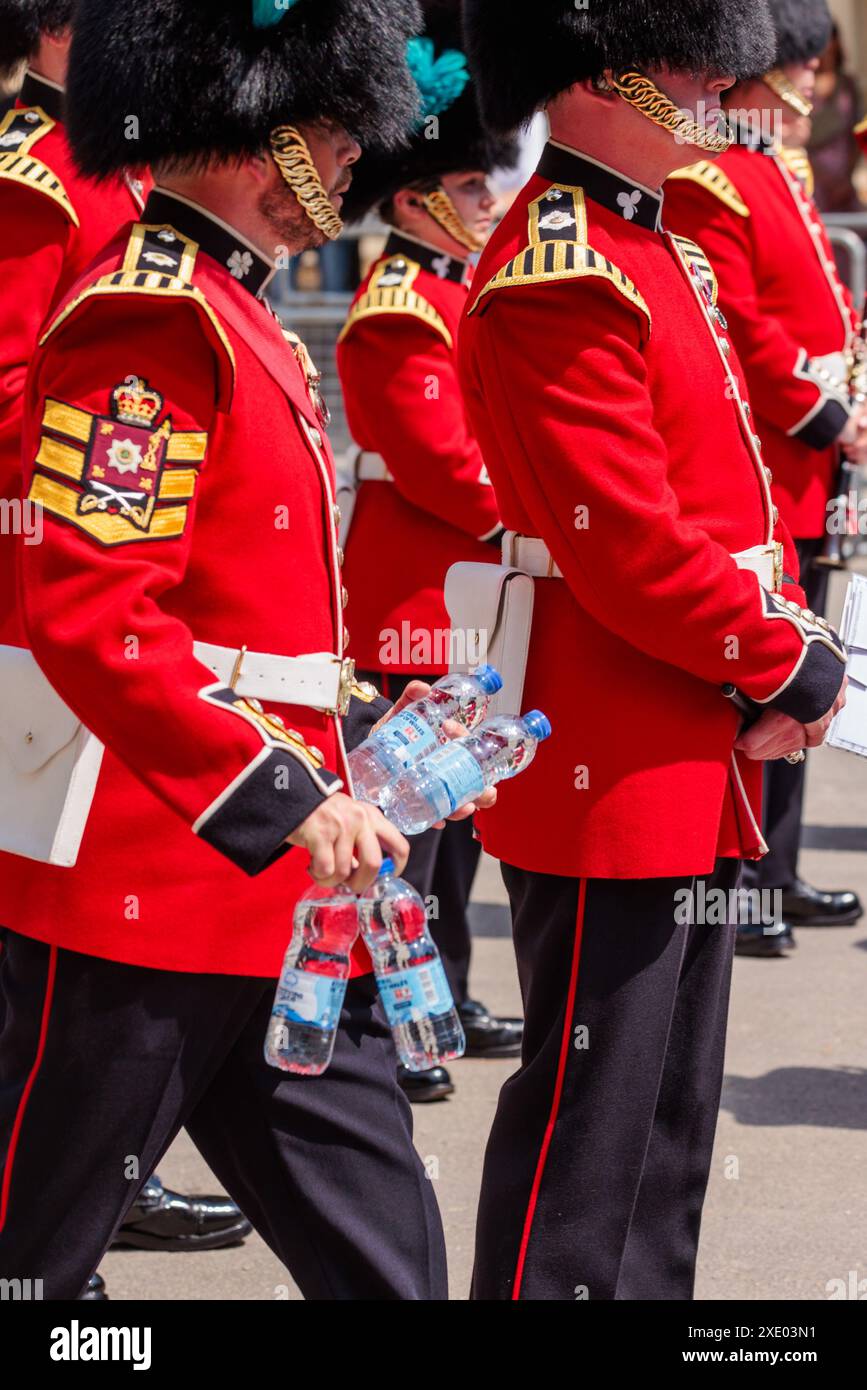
[
  {"x1": 666, "y1": 0, "x2": 866, "y2": 956},
  {"x1": 0, "y1": 1, "x2": 258, "y2": 1280},
  {"x1": 0, "y1": 0, "x2": 468, "y2": 1302},
  {"x1": 336, "y1": 1, "x2": 520, "y2": 1103},
  {"x1": 458, "y1": 0, "x2": 847, "y2": 1299}
]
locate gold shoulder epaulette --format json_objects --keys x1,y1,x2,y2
[
  {"x1": 667, "y1": 160, "x2": 750, "y2": 217},
  {"x1": 668, "y1": 233, "x2": 720, "y2": 306},
  {"x1": 39, "y1": 221, "x2": 236, "y2": 407},
  {"x1": 338, "y1": 252, "x2": 452, "y2": 347},
  {"x1": 777, "y1": 146, "x2": 815, "y2": 198},
  {"x1": 468, "y1": 183, "x2": 651, "y2": 331},
  {"x1": 0, "y1": 105, "x2": 79, "y2": 226}
]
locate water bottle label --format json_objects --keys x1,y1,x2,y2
[
  {"x1": 272, "y1": 970, "x2": 347, "y2": 1031},
  {"x1": 375, "y1": 710, "x2": 439, "y2": 767},
  {"x1": 422, "y1": 740, "x2": 486, "y2": 813},
  {"x1": 378, "y1": 959, "x2": 454, "y2": 1027}
]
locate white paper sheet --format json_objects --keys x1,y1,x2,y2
[{"x1": 828, "y1": 573, "x2": 867, "y2": 757}]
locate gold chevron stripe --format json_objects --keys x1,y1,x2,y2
[
  {"x1": 41, "y1": 399, "x2": 93, "y2": 444},
  {"x1": 28, "y1": 473, "x2": 188, "y2": 546}
]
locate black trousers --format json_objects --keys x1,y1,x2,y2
[
  {"x1": 472, "y1": 858, "x2": 738, "y2": 1301},
  {"x1": 743, "y1": 539, "x2": 830, "y2": 893},
  {"x1": 0, "y1": 931, "x2": 447, "y2": 1300},
  {"x1": 365, "y1": 669, "x2": 482, "y2": 1006}
]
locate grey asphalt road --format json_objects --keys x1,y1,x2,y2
[{"x1": 99, "y1": 574, "x2": 867, "y2": 1302}]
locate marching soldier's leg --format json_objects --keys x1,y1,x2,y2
[
  {"x1": 184, "y1": 974, "x2": 448, "y2": 1302},
  {"x1": 615, "y1": 858, "x2": 739, "y2": 1300},
  {"x1": 0, "y1": 930, "x2": 260, "y2": 1298},
  {"x1": 471, "y1": 866, "x2": 694, "y2": 1302},
  {"x1": 428, "y1": 817, "x2": 480, "y2": 1007}
]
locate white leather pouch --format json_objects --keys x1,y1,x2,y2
[
  {"x1": 444, "y1": 562, "x2": 535, "y2": 718},
  {"x1": 0, "y1": 645, "x2": 104, "y2": 866}
]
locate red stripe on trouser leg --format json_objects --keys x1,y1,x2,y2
[
  {"x1": 512, "y1": 877, "x2": 587, "y2": 1300},
  {"x1": 0, "y1": 943, "x2": 57, "y2": 1232}
]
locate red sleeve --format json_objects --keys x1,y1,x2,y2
[
  {"x1": 664, "y1": 180, "x2": 851, "y2": 450},
  {"x1": 0, "y1": 184, "x2": 69, "y2": 452},
  {"x1": 19, "y1": 297, "x2": 342, "y2": 877},
  {"x1": 471, "y1": 277, "x2": 846, "y2": 724},
  {"x1": 339, "y1": 312, "x2": 502, "y2": 541}
]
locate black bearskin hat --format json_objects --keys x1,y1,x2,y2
[
  {"x1": 767, "y1": 0, "x2": 833, "y2": 67},
  {"x1": 463, "y1": 0, "x2": 778, "y2": 134},
  {"x1": 342, "y1": 1, "x2": 517, "y2": 223},
  {"x1": 0, "y1": 1, "x2": 74, "y2": 78},
  {"x1": 67, "y1": 0, "x2": 424, "y2": 178}
]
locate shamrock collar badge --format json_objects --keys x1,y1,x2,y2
[{"x1": 617, "y1": 190, "x2": 643, "y2": 221}]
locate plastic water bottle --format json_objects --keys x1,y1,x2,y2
[
  {"x1": 358, "y1": 859, "x2": 465, "y2": 1072},
  {"x1": 264, "y1": 882, "x2": 359, "y2": 1075},
  {"x1": 378, "y1": 711, "x2": 552, "y2": 835},
  {"x1": 347, "y1": 665, "x2": 503, "y2": 802}
]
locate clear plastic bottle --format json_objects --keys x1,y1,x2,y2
[
  {"x1": 378, "y1": 711, "x2": 552, "y2": 835},
  {"x1": 358, "y1": 858, "x2": 465, "y2": 1072},
  {"x1": 264, "y1": 881, "x2": 359, "y2": 1076},
  {"x1": 347, "y1": 665, "x2": 503, "y2": 803}
]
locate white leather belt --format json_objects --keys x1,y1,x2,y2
[
  {"x1": 192, "y1": 641, "x2": 356, "y2": 716},
  {"x1": 356, "y1": 451, "x2": 393, "y2": 482},
  {"x1": 502, "y1": 532, "x2": 784, "y2": 592}
]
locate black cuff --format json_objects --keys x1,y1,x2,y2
[
  {"x1": 196, "y1": 747, "x2": 342, "y2": 876},
  {"x1": 342, "y1": 690, "x2": 392, "y2": 752},
  {"x1": 766, "y1": 642, "x2": 846, "y2": 724},
  {"x1": 795, "y1": 397, "x2": 849, "y2": 451}
]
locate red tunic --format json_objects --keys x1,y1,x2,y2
[
  {"x1": 665, "y1": 140, "x2": 857, "y2": 539},
  {"x1": 0, "y1": 189, "x2": 383, "y2": 976},
  {"x1": 457, "y1": 142, "x2": 846, "y2": 881},
  {"x1": 337, "y1": 232, "x2": 501, "y2": 674}
]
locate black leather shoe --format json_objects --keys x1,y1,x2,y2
[
  {"x1": 397, "y1": 1063, "x2": 454, "y2": 1102},
  {"x1": 79, "y1": 1272, "x2": 108, "y2": 1300},
  {"x1": 458, "y1": 999, "x2": 523, "y2": 1058},
  {"x1": 735, "y1": 921, "x2": 796, "y2": 958},
  {"x1": 779, "y1": 878, "x2": 863, "y2": 926},
  {"x1": 111, "y1": 1176, "x2": 252, "y2": 1252}
]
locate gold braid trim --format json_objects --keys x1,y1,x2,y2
[
  {"x1": 764, "y1": 69, "x2": 813, "y2": 118},
  {"x1": 270, "y1": 124, "x2": 343, "y2": 241},
  {"x1": 612, "y1": 72, "x2": 732, "y2": 156},
  {"x1": 423, "y1": 187, "x2": 484, "y2": 253}
]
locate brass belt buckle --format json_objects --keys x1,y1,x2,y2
[
  {"x1": 337, "y1": 656, "x2": 356, "y2": 716},
  {"x1": 773, "y1": 542, "x2": 784, "y2": 593}
]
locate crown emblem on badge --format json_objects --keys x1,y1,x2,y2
[{"x1": 111, "y1": 377, "x2": 164, "y2": 427}]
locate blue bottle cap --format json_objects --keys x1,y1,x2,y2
[
  {"x1": 522, "y1": 710, "x2": 552, "y2": 741},
  {"x1": 378, "y1": 857, "x2": 395, "y2": 877},
  {"x1": 473, "y1": 664, "x2": 503, "y2": 694}
]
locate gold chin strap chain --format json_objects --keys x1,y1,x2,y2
[
  {"x1": 423, "y1": 186, "x2": 485, "y2": 253},
  {"x1": 611, "y1": 71, "x2": 732, "y2": 156},
  {"x1": 270, "y1": 124, "x2": 344, "y2": 241},
  {"x1": 763, "y1": 69, "x2": 813, "y2": 118}
]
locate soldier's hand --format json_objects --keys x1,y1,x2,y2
[
  {"x1": 371, "y1": 679, "x2": 432, "y2": 734},
  {"x1": 287, "y1": 794, "x2": 409, "y2": 891},
  {"x1": 369, "y1": 679, "x2": 498, "y2": 821},
  {"x1": 840, "y1": 409, "x2": 867, "y2": 465},
  {"x1": 734, "y1": 679, "x2": 847, "y2": 760}
]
